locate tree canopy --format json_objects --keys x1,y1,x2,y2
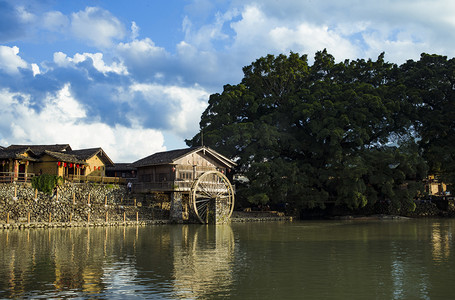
[{"x1": 187, "y1": 50, "x2": 455, "y2": 211}]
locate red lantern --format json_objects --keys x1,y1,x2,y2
[
  {"x1": 76, "y1": 164, "x2": 79, "y2": 168},
  {"x1": 172, "y1": 167, "x2": 176, "y2": 172},
  {"x1": 69, "y1": 163, "x2": 73, "y2": 168},
  {"x1": 98, "y1": 166, "x2": 101, "y2": 170},
  {"x1": 64, "y1": 162, "x2": 67, "y2": 167},
  {"x1": 58, "y1": 161, "x2": 61, "y2": 166}
]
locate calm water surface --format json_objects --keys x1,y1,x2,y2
[{"x1": 0, "y1": 219, "x2": 454, "y2": 299}]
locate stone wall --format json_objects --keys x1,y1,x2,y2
[{"x1": 0, "y1": 183, "x2": 168, "y2": 227}]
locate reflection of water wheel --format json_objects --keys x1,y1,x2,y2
[{"x1": 190, "y1": 171, "x2": 234, "y2": 224}]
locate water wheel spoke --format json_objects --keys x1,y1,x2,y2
[
  {"x1": 199, "y1": 183, "x2": 216, "y2": 198},
  {"x1": 195, "y1": 192, "x2": 212, "y2": 200},
  {"x1": 190, "y1": 170, "x2": 235, "y2": 224}
]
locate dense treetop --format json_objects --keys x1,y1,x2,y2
[{"x1": 187, "y1": 50, "x2": 455, "y2": 211}]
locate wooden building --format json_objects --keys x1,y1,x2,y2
[
  {"x1": 0, "y1": 144, "x2": 114, "y2": 183},
  {"x1": 132, "y1": 146, "x2": 236, "y2": 193}
]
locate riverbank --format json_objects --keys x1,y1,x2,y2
[{"x1": 0, "y1": 212, "x2": 293, "y2": 230}]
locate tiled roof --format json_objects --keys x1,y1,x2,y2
[
  {"x1": 7, "y1": 144, "x2": 71, "y2": 155},
  {"x1": 132, "y1": 147, "x2": 199, "y2": 168},
  {"x1": 132, "y1": 146, "x2": 236, "y2": 168},
  {"x1": 106, "y1": 163, "x2": 136, "y2": 171},
  {"x1": 43, "y1": 150, "x2": 86, "y2": 164},
  {"x1": 2, "y1": 144, "x2": 113, "y2": 165},
  {"x1": 67, "y1": 148, "x2": 114, "y2": 166},
  {"x1": 0, "y1": 148, "x2": 39, "y2": 161}
]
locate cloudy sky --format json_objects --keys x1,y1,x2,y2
[{"x1": 1, "y1": 0, "x2": 454, "y2": 162}]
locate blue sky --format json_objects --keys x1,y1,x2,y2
[{"x1": 1, "y1": 0, "x2": 455, "y2": 162}]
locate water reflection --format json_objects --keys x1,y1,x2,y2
[
  {"x1": 171, "y1": 225, "x2": 234, "y2": 299},
  {"x1": 431, "y1": 222, "x2": 452, "y2": 263},
  {"x1": 0, "y1": 225, "x2": 234, "y2": 299},
  {"x1": 0, "y1": 220, "x2": 455, "y2": 299}
]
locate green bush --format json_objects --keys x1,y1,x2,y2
[{"x1": 31, "y1": 174, "x2": 63, "y2": 195}]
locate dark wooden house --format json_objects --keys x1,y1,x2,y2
[{"x1": 132, "y1": 146, "x2": 236, "y2": 193}]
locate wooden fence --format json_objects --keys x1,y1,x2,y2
[{"x1": 0, "y1": 172, "x2": 126, "y2": 185}]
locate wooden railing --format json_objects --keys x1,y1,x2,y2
[
  {"x1": 0, "y1": 172, "x2": 126, "y2": 185},
  {"x1": 0, "y1": 172, "x2": 35, "y2": 183},
  {"x1": 65, "y1": 175, "x2": 127, "y2": 184},
  {"x1": 133, "y1": 180, "x2": 194, "y2": 193}
]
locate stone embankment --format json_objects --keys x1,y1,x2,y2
[
  {"x1": 0, "y1": 183, "x2": 169, "y2": 229},
  {"x1": 231, "y1": 211, "x2": 293, "y2": 222}
]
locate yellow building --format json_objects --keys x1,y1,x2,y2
[
  {"x1": 425, "y1": 174, "x2": 448, "y2": 196},
  {"x1": 0, "y1": 144, "x2": 114, "y2": 182}
]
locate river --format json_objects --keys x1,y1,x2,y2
[{"x1": 0, "y1": 219, "x2": 454, "y2": 299}]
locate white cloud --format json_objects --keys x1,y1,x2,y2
[
  {"x1": 71, "y1": 7, "x2": 126, "y2": 48},
  {"x1": 0, "y1": 85, "x2": 165, "y2": 162},
  {"x1": 16, "y1": 5, "x2": 35, "y2": 23},
  {"x1": 117, "y1": 38, "x2": 168, "y2": 61},
  {"x1": 42, "y1": 11, "x2": 69, "y2": 32},
  {"x1": 0, "y1": 46, "x2": 28, "y2": 74},
  {"x1": 53, "y1": 51, "x2": 128, "y2": 75},
  {"x1": 269, "y1": 24, "x2": 358, "y2": 60},
  {"x1": 131, "y1": 21, "x2": 140, "y2": 40},
  {"x1": 129, "y1": 83, "x2": 209, "y2": 136},
  {"x1": 31, "y1": 63, "x2": 40, "y2": 76}
]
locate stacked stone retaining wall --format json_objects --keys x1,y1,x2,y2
[{"x1": 0, "y1": 183, "x2": 169, "y2": 229}]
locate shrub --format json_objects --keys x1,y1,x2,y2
[{"x1": 31, "y1": 174, "x2": 63, "y2": 195}]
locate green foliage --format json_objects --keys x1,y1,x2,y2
[
  {"x1": 31, "y1": 174, "x2": 63, "y2": 195},
  {"x1": 187, "y1": 50, "x2": 447, "y2": 211},
  {"x1": 401, "y1": 53, "x2": 455, "y2": 185}
]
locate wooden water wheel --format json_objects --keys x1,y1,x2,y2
[{"x1": 190, "y1": 170, "x2": 234, "y2": 224}]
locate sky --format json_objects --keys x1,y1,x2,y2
[{"x1": 1, "y1": 0, "x2": 455, "y2": 163}]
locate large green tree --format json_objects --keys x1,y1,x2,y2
[
  {"x1": 187, "y1": 50, "x2": 427, "y2": 210},
  {"x1": 401, "y1": 53, "x2": 455, "y2": 184}
]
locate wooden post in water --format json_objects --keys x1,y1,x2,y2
[
  {"x1": 27, "y1": 212, "x2": 30, "y2": 224},
  {"x1": 134, "y1": 198, "x2": 136, "y2": 206},
  {"x1": 56, "y1": 188, "x2": 59, "y2": 202},
  {"x1": 49, "y1": 212, "x2": 52, "y2": 223},
  {"x1": 136, "y1": 211, "x2": 139, "y2": 223},
  {"x1": 34, "y1": 189, "x2": 38, "y2": 199},
  {"x1": 123, "y1": 211, "x2": 126, "y2": 223},
  {"x1": 14, "y1": 185, "x2": 17, "y2": 198},
  {"x1": 69, "y1": 213, "x2": 72, "y2": 223},
  {"x1": 72, "y1": 192, "x2": 76, "y2": 205},
  {"x1": 87, "y1": 212, "x2": 90, "y2": 223},
  {"x1": 87, "y1": 193, "x2": 91, "y2": 206},
  {"x1": 6, "y1": 212, "x2": 10, "y2": 224},
  {"x1": 105, "y1": 195, "x2": 107, "y2": 206},
  {"x1": 105, "y1": 211, "x2": 108, "y2": 222}
]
